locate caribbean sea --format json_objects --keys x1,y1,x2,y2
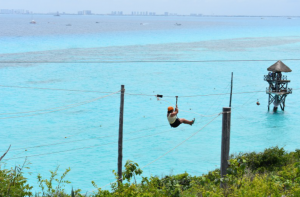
[{"x1": 0, "y1": 15, "x2": 300, "y2": 193}]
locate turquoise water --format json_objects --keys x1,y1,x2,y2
[{"x1": 1, "y1": 15, "x2": 300, "y2": 193}]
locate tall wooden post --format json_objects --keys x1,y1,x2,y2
[
  {"x1": 220, "y1": 107, "x2": 231, "y2": 188},
  {"x1": 229, "y1": 72, "x2": 233, "y2": 107},
  {"x1": 118, "y1": 85, "x2": 125, "y2": 185}
]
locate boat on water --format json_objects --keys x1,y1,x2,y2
[
  {"x1": 30, "y1": 20, "x2": 36, "y2": 24},
  {"x1": 175, "y1": 23, "x2": 181, "y2": 26},
  {"x1": 54, "y1": 12, "x2": 60, "y2": 16}
]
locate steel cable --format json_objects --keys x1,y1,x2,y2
[
  {"x1": 0, "y1": 91, "x2": 120, "y2": 119},
  {"x1": 4, "y1": 126, "x2": 178, "y2": 161}
]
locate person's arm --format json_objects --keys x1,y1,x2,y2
[{"x1": 170, "y1": 105, "x2": 179, "y2": 117}]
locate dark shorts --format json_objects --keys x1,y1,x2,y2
[{"x1": 170, "y1": 118, "x2": 181, "y2": 128}]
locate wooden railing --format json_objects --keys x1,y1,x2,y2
[
  {"x1": 264, "y1": 75, "x2": 288, "y2": 81},
  {"x1": 266, "y1": 87, "x2": 292, "y2": 94}
]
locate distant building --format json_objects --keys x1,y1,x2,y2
[
  {"x1": 0, "y1": 9, "x2": 30, "y2": 14},
  {"x1": 190, "y1": 13, "x2": 202, "y2": 16},
  {"x1": 164, "y1": 12, "x2": 168, "y2": 16},
  {"x1": 15, "y1": 9, "x2": 24, "y2": 14},
  {"x1": 0, "y1": 9, "x2": 13, "y2": 14},
  {"x1": 84, "y1": 10, "x2": 92, "y2": 15},
  {"x1": 78, "y1": 10, "x2": 92, "y2": 15},
  {"x1": 111, "y1": 11, "x2": 123, "y2": 15},
  {"x1": 131, "y1": 11, "x2": 155, "y2": 16}
]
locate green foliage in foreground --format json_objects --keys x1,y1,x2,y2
[
  {"x1": 0, "y1": 159, "x2": 33, "y2": 196},
  {"x1": 91, "y1": 147, "x2": 300, "y2": 197},
  {"x1": 1, "y1": 146, "x2": 300, "y2": 196}
]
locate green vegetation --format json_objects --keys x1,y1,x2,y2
[
  {"x1": 1, "y1": 146, "x2": 300, "y2": 196},
  {"x1": 92, "y1": 147, "x2": 300, "y2": 197},
  {"x1": 0, "y1": 159, "x2": 33, "y2": 196}
]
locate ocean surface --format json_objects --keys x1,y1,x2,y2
[{"x1": 1, "y1": 15, "x2": 300, "y2": 193}]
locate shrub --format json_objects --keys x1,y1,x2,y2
[
  {"x1": 0, "y1": 160, "x2": 33, "y2": 197},
  {"x1": 36, "y1": 166, "x2": 82, "y2": 197},
  {"x1": 3, "y1": 146, "x2": 300, "y2": 196},
  {"x1": 237, "y1": 146, "x2": 288, "y2": 173}
]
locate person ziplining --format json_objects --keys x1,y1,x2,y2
[{"x1": 167, "y1": 96, "x2": 195, "y2": 128}]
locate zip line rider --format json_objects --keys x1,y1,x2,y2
[{"x1": 167, "y1": 105, "x2": 195, "y2": 128}]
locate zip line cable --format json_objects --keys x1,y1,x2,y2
[
  {"x1": 159, "y1": 98, "x2": 222, "y2": 117},
  {"x1": 0, "y1": 94, "x2": 119, "y2": 116},
  {"x1": 7, "y1": 124, "x2": 166, "y2": 152},
  {"x1": 209, "y1": 87, "x2": 231, "y2": 113},
  {"x1": 203, "y1": 82, "x2": 231, "y2": 115},
  {"x1": 157, "y1": 88, "x2": 300, "y2": 98},
  {"x1": 126, "y1": 91, "x2": 263, "y2": 98},
  {"x1": 1, "y1": 84, "x2": 299, "y2": 99},
  {"x1": 1, "y1": 84, "x2": 298, "y2": 151},
  {"x1": 158, "y1": 82, "x2": 229, "y2": 117},
  {"x1": 140, "y1": 112, "x2": 222, "y2": 169},
  {"x1": 4, "y1": 126, "x2": 179, "y2": 161},
  {"x1": 233, "y1": 88, "x2": 265, "y2": 110},
  {"x1": 1, "y1": 83, "x2": 298, "y2": 153},
  {"x1": 0, "y1": 84, "x2": 255, "y2": 97},
  {"x1": 96, "y1": 113, "x2": 222, "y2": 191},
  {"x1": 1, "y1": 115, "x2": 164, "y2": 153},
  {"x1": 232, "y1": 91, "x2": 262, "y2": 119},
  {"x1": 64, "y1": 115, "x2": 153, "y2": 139},
  {"x1": 1, "y1": 58, "x2": 300, "y2": 63},
  {"x1": 63, "y1": 125, "x2": 115, "y2": 139},
  {"x1": 8, "y1": 150, "x2": 27, "y2": 160},
  {"x1": 4, "y1": 127, "x2": 176, "y2": 161},
  {"x1": 0, "y1": 91, "x2": 120, "y2": 119},
  {"x1": 0, "y1": 85, "x2": 115, "y2": 94}
]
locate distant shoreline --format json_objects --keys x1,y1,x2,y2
[{"x1": 0, "y1": 13, "x2": 299, "y2": 18}]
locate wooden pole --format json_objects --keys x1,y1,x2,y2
[
  {"x1": 220, "y1": 107, "x2": 231, "y2": 188},
  {"x1": 268, "y1": 94, "x2": 270, "y2": 111},
  {"x1": 118, "y1": 85, "x2": 125, "y2": 185},
  {"x1": 229, "y1": 72, "x2": 233, "y2": 107}
]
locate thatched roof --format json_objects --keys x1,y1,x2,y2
[{"x1": 267, "y1": 60, "x2": 292, "y2": 72}]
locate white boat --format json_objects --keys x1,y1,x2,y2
[{"x1": 30, "y1": 20, "x2": 36, "y2": 24}]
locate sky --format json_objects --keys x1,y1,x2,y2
[{"x1": 1, "y1": 0, "x2": 299, "y2": 16}]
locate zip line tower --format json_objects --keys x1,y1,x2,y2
[{"x1": 264, "y1": 60, "x2": 292, "y2": 112}]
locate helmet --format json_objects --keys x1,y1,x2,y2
[{"x1": 168, "y1": 106, "x2": 174, "y2": 112}]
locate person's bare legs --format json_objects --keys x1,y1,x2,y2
[{"x1": 179, "y1": 118, "x2": 195, "y2": 125}]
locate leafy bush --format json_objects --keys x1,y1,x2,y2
[
  {"x1": 36, "y1": 166, "x2": 83, "y2": 197},
  {"x1": 237, "y1": 146, "x2": 288, "y2": 173},
  {"x1": 91, "y1": 147, "x2": 300, "y2": 197},
  {"x1": 3, "y1": 146, "x2": 300, "y2": 196},
  {"x1": 0, "y1": 159, "x2": 33, "y2": 197}
]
